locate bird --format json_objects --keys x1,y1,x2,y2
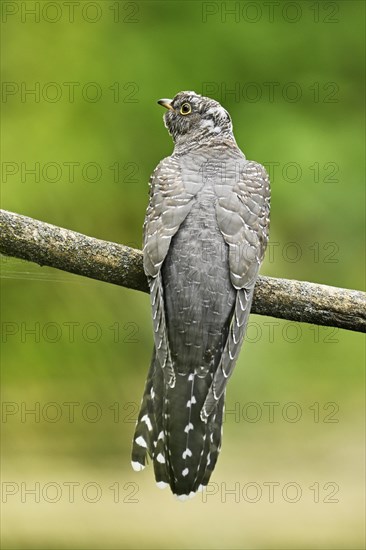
[{"x1": 131, "y1": 91, "x2": 270, "y2": 500}]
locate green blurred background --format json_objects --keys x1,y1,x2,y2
[{"x1": 1, "y1": 1, "x2": 365, "y2": 548}]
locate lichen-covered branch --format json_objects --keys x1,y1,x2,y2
[{"x1": 1, "y1": 209, "x2": 365, "y2": 333}]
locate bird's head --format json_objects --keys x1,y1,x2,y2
[{"x1": 158, "y1": 91, "x2": 234, "y2": 147}]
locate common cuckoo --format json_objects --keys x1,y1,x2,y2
[{"x1": 131, "y1": 91, "x2": 270, "y2": 500}]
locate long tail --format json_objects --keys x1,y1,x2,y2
[{"x1": 131, "y1": 349, "x2": 225, "y2": 499}]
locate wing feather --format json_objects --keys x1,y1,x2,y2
[
  {"x1": 143, "y1": 156, "x2": 203, "y2": 385},
  {"x1": 202, "y1": 161, "x2": 270, "y2": 419},
  {"x1": 143, "y1": 157, "x2": 197, "y2": 278}
]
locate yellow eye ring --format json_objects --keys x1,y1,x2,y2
[{"x1": 180, "y1": 102, "x2": 192, "y2": 115}]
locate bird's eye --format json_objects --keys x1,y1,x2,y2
[{"x1": 180, "y1": 102, "x2": 192, "y2": 115}]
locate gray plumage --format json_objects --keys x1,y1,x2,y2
[{"x1": 131, "y1": 91, "x2": 270, "y2": 500}]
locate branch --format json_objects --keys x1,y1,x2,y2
[{"x1": 1, "y1": 209, "x2": 365, "y2": 333}]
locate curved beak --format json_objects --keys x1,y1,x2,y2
[{"x1": 157, "y1": 98, "x2": 174, "y2": 110}]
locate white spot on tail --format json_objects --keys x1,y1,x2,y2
[
  {"x1": 158, "y1": 431, "x2": 164, "y2": 440},
  {"x1": 182, "y1": 448, "x2": 192, "y2": 459},
  {"x1": 187, "y1": 395, "x2": 197, "y2": 407},
  {"x1": 156, "y1": 481, "x2": 168, "y2": 490},
  {"x1": 182, "y1": 468, "x2": 189, "y2": 477},
  {"x1": 141, "y1": 414, "x2": 153, "y2": 431},
  {"x1": 157, "y1": 453, "x2": 165, "y2": 464},
  {"x1": 175, "y1": 494, "x2": 189, "y2": 502},
  {"x1": 131, "y1": 461, "x2": 145, "y2": 472},
  {"x1": 184, "y1": 423, "x2": 194, "y2": 433},
  {"x1": 135, "y1": 436, "x2": 147, "y2": 448}
]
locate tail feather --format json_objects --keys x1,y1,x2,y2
[
  {"x1": 131, "y1": 351, "x2": 157, "y2": 471},
  {"x1": 201, "y1": 394, "x2": 225, "y2": 487},
  {"x1": 132, "y1": 353, "x2": 224, "y2": 498}
]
